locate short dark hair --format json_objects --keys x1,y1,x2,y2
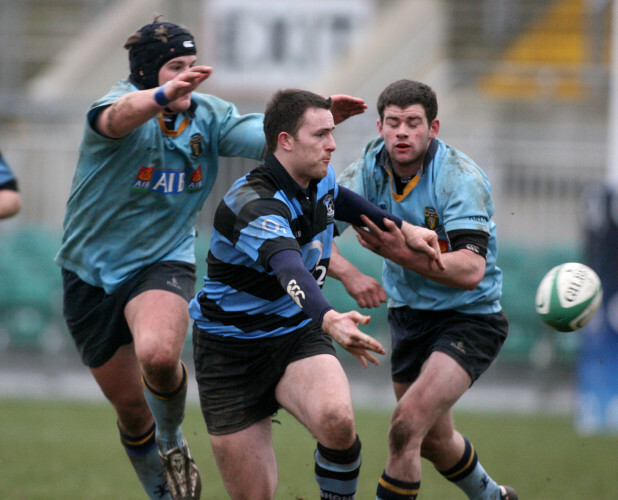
[
  {"x1": 377, "y1": 80, "x2": 438, "y2": 124},
  {"x1": 263, "y1": 89, "x2": 332, "y2": 152}
]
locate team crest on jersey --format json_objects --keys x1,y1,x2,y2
[
  {"x1": 189, "y1": 133, "x2": 202, "y2": 159},
  {"x1": 424, "y1": 206, "x2": 440, "y2": 230},
  {"x1": 323, "y1": 194, "x2": 335, "y2": 224}
]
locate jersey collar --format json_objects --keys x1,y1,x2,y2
[
  {"x1": 156, "y1": 99, "x2": 198, "y2": 137},
  {"x1": 377, "y1": 138, "x2": 439, "y2": 201}
]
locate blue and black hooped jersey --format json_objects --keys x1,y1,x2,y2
[
  {"x1": 0, "y1": 153, "x2": 17, "y2": 191},
  {"x1": 189, "y1": 151, "x2": 338, "y2": 338}
]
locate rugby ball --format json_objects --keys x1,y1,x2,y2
[{"x1": 535, "y1": 262, "x2": 603, "y2": 332}]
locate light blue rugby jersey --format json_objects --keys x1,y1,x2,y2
[
  {"x1": 54, "y1": 79, "x2": 265, "y2": 293},
  {"x1": 190, "y1": 152, "x2": 338, "y2": 338},
  {"x1": 0, "y1": 153, "x2": 16, "y2": 188},
  {"x1": 336, "y1": 137, "x2": 503, "y2": 315}
]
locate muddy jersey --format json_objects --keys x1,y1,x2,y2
[
  {"x1": 190, "y1": 152, "x2": 338, "y2": 339},
  {"x1": 336, "y1": 137, "x2": 503, "y2": 314}
]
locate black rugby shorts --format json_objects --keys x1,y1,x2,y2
[
  {"x1": 192, "y1": 321, "x2": 336, "y2": 435},
  {"x1": 388, "y1": 306, "x2": 508, "y2": 385},
  {"x1": 62, "y1": 261, "x2": 196, "y2": 368}
]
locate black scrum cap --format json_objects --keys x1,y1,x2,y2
[{"x1": 125, "y1": 20, "x2": 196, "y2": 89}]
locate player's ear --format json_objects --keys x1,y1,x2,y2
[
  {"x1": 429, "y1": 118, "x2": 440, "y2": 138},
  {"x1": 377, "y1": 118, "x2": 383, "y2": 135},
  {"x1": 278, "y1": 131, "x2": 294, "y2": 152}
]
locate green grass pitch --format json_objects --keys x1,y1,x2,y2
[{"x1": 1, "y1": 398, "x2": 616, "y2": 499}]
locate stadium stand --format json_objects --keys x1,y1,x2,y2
[
  {"x1": 0, "y1": 227, "x2": 64, "y2": 352},
  {"x1": 480, "y1": 0, "x2": 602, "y2": 100}
]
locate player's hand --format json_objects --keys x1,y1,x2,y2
[
  {"x1": 164, "y1": 65, "x2": 213, "y2": 101},
  {"x1": 330, "y1": 95, "x2": 368, "y2": 125},
  {"x1": 354, "y1": 215, "x2": 445, "y2": 271},
  {"x1": 321, "y1": 310, "x2": 385, "y2": 368},
  {"x1": 400, "y1": 220, "x2": 445, "y2": 270},
  {"x1": 340, "y1": 271, "x2": 386, "y2": 309}
]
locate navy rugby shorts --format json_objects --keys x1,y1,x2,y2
[
  {"x1": 193, "y1": 321, "x2": 336, "y2": 436},
  {"x1": 62, "y1": 261, "x2": 196, "y2": 368},
  {"x1": 388, "y1": 306, "x2": 508, "y2": 385}
]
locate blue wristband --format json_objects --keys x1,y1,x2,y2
[{"x1": 154, "y1": 85, "x2": 171, "y2": 107}]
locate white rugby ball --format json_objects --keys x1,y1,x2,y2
[{"x1": 535, "y1": 262, "x2": 603, "y2": 332}]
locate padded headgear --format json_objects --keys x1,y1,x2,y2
[{"x1": 125, "y1": 21, "x2": 196, "y2": 89}]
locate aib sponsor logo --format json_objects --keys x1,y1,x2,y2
[{"x1": 132, "y1": 166, "x2": 204, "y2": 193}]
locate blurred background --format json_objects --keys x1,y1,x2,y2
[{"x1": 0, "y1": 0, "x2": 616, "y2": 434}]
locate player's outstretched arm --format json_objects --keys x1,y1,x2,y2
[
  {"x1": 321, "y1": 309, "x2": 385, "y2": 368},
  {"x1": 97, "y1": 66, "x2": 212, "y2": 138},
  {"x1": 271, "y1": 248, "x2": 334, "y2": 323},
  {"x1": 270, "y1": 249, "x2": 385, "y2": 367},
  {"x1": 327, "y1": 242, "x2": 386, "y2": 309},
  {"x1": 330, "y1": 95, "x2": 368, "y2": 125},
  {"x1": 355, "y1": 215, "x2": 487, "y2": 289}
]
